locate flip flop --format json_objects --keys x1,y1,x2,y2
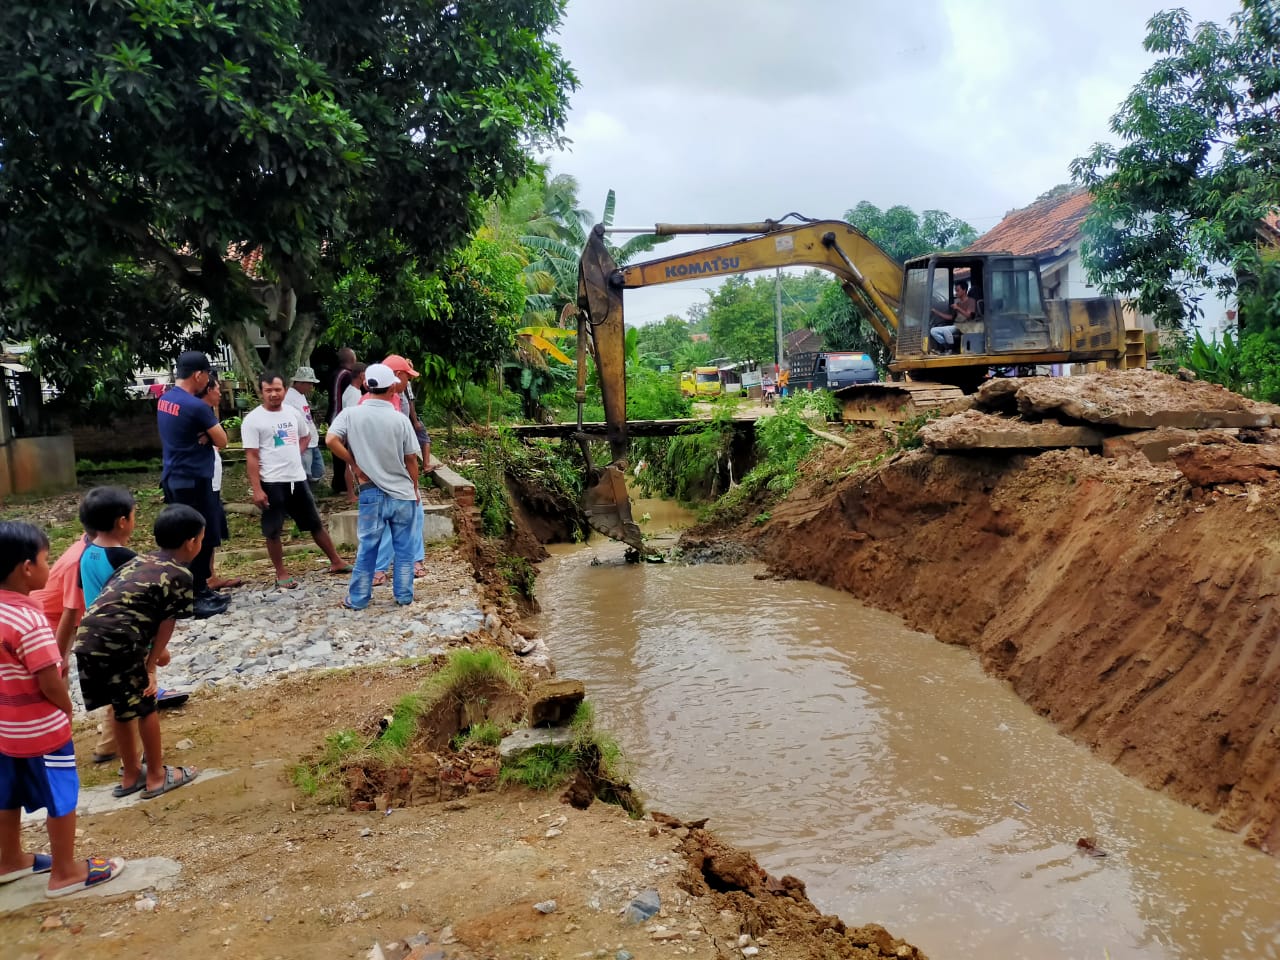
[
  {"x1": 371, "y1": 572, "x2": 388, "y2": 587},
  {"x1": 156, "y1": 689, "x2": 190, "y2": 709},
  {"x1": 141, "y1": 765, "x2": 199, "y2": 800},
  {"x1": 339, "y1": 599, "x2": 364, "y2": 611},
  {"x1": 275, "y1": 576, "x2": 300, "y2": 589},
  {"x1": 45, "y1": 857, "x2": 126, "y2": 899},
  {"x1": 207, "y1": 577, "x2": 244, "y2": 589},
  {"x1": 328, "y1": 564, "x2": 353, "y2": 575},
  {"x1": 413, "y1": 562, "x2": 427, "y2": 579},
  {"x1": 112, "y1": 772, "x2": 147, "y2": 798},
  {"x1": 0, "y1": 853, "x2": 52, "y2": 884}
]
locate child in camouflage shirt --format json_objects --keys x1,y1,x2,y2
[{"x1": 75, "y1": 505, "x2": 204, "y2": 801}]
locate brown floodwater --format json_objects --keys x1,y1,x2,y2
[{"x1": 531, "y1": 512, "x2": 1280, "y2": 960}]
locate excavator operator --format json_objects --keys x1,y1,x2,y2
[{"x1": 929, "y1": 279, "x2": 978, "y2": 354}]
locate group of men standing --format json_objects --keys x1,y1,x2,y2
[{"x1": 155, "y1": 348, "x2": 433, "y2": 616}]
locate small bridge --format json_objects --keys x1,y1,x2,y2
[{"x1": 505, "y1": 418, "x2": 756, "y2": 439}]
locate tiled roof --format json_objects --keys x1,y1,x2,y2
[{"x1": 966, "y1": 188, "x2": 1093, "y2": 257}]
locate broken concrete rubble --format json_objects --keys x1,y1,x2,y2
[
  {"x1": 1101, "y1": 427, "x2": 1240, "y2": 464},
  {"x1": 920, "y1": 410, "x2": 1103, "y2": 451},
  {"x1": 1168, "y1": 439, "x2": 1280, "y2": 487},
  {"x1": 1013, "y1": 369, "x2": 1280, "y2": 429}
]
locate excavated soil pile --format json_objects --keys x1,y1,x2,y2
[{"x1": 736, "y1": 369, "x2": 1280, "y2": 853}]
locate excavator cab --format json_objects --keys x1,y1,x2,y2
[{"x1": 898, "y1": 254, "x2": 1052, "y2": 360}]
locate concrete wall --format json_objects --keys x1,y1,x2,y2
[{"x1": 0, "y1": 435, "x2": 77, "y2": 498}]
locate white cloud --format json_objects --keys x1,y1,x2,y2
[{"x1": 546, "y1": 0, "x2": 1243, "y2": 323}]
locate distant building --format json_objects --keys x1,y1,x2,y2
[{"x1": 782, "y1": 328, "x2": 823, "y2": 367}]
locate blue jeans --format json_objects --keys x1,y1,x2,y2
[
  {"x1": 304, "y1": 445, "x2": 325, "y2": 483},
  {"x1": 376, "y1": 501, "x2": 424, "y2": 570},
  {"x1": 346, "y1": 488, "x2": 418, "y2": 609}
]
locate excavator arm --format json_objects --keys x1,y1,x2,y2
[
  {"x1": 623, "y1": 220, "x2": 904, "y2": 349},
  {"x1": 574, "y1": 218, "x2": 906, "y2": 555}
]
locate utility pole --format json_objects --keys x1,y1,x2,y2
[{"x1": 774, "y1": 268, "x2": 784, "y2": 371}]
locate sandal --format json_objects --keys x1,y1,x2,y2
[
  {"x1": 275, "y1": 576, "x2": 300, "y2": 589},
  {"x1": 0, "y1": 853, "x2": 52, "y2": 884},
  {"x1": 328, "y1": 564, "x2": 353, "y2": 575},
  {"x1": 340, "y1": 599, "x2": 364, "y2": 611},
  {"x1": 141, "y1": 765, "x2": 199, "y2": 800},
  {"x1": 371, "y1": 571, "x2": 388, "y2": 587},
  {"x1": 111, "y1": 772, "x2": 147, "y2": 798},
  {"x1": 45, "y1": 857, "x2": 126, "y2": 899},
  {"x1": 413, "y1": 562, "x2": 427, "y2": 579}
]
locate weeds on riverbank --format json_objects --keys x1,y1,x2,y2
[
  {"x1": 501, "y1": 699, "x2": 641, "y2": 815},
  {"x1": 290, "y1": 647, "x2": 525, "y2": 803},
  {"x1": 697, "y1": 391, "x2": 838, "y2": 522}
]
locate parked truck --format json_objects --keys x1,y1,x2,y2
[{"x1": 786, "y1": 351, "x2": 877, "y2": 392}]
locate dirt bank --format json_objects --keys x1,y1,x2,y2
[{"x1": 714, "y1": 371, "x2": 1280, "y2": 853}]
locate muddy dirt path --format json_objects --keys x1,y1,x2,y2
[{"x1": 1, "y1": 661, "x2": 924, "y2": 960}]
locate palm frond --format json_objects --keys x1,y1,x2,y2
[{"x1": 601, "y1": 189, "x2": 617, "y2": 230}]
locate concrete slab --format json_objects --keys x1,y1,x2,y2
[
  {"x1": 1101, "y1": 427, "x2": 1239, "y2": 463},
  {"x1": 920, "y1": 411, "x2": 1104, "y2": 451},
  {"x1": 1014, "y1": 369, "x2": 1280, "y2": 429},
  {"x1": 498, "y1": 726, "x2": 577, "y2": 762},
  {"x1": 329, "y1": 503, "x2": 454, "y2": 549},
  {"x1": 0, "y1": 857, "x2": 180, "y2": 914},
  {"x1": 21, "y1": 769, "x2": 230, "y2": 824}
]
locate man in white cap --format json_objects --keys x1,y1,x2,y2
[
  {"x1": 325, "y1": 363, "x2": 421, "y2": 609},
  {"x1": 285, "y1": 365, "x2": 325, "y2": 486}
]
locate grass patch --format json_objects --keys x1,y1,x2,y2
[
  {"x1": 292, "y1": 648, "x2": 524, "y2": 805},
  {"x1": 500, "y1": 699, "x2": 632, "y2": 810},
  {"x1": 451, "y1": 719, "x2": 504, "y2": 751}
]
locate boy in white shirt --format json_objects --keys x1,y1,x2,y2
[{"x1": 243, "y1": 372, "x2": 350, "y2": 589}]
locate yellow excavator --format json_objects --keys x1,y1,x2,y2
[{"x1": 574, "y1": 214, "x2": 1131, "y2": 550}]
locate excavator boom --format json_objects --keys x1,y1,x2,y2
[{"x1": 575, "y1": 215, "x2": 1130, "y2": 549}]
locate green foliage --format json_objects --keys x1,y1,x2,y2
[
  {"x1": 845, "y1": 202, "x2": 978, "y2": 263},
  {"x1": 289, "y1": 727, "x2": 363, "y2": 805},
  {"x1": 1176, "y1": 328, "x2": 1280, "y2": 402},
  {"x1": 633, "y1": 403, "x2": 738, "y2": 504},
  {"x1": 627, "y1": 365, "x2": 692, "y2": 420},
  {"x1": 1, "y1": 0, "x2": 575, "y2": 401},
  {"x1": 76, "y1": 457, "x2": 163, "y2": 474},
  {"x1": 498, "y1": 555, "x2": 537, "y2": 599},
  {"x1": 500, "y1": 698, "x2": 627, "y2": 793},
  {"x1": 452, "y1": 720, "x2": 505, "y2": 751},
  {"x1": 894, "y1": 411, "x2": 939, "y2": 450},
  {"x1": 809, "y1": 282, "x2": 891, "y2": 371},
  {"x1": 752, "y1": 511, "x2": 772, "y2": 526},
  {"x1": 422, "y1": 647, "x2": 522, "y2": 703},
  {"x1": 1071, "y1": 3, "x2": 1280, "y2": 331},
  {"x1": 457, "y1": 432, "x2": 586, "y2": 540}
]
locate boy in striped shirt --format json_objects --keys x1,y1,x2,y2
[{"x1": 0, "y1": 521, "x2": 124, "y2": 897}]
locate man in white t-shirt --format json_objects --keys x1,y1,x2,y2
[
  {"x1": 285, "y1": 365, "x2": 325, "y2": 485},
  {"x1": 243, "y1": 372, "x2": 350, "y2": 588}
]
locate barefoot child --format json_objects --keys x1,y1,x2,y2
[
  {"x1": 75, "y1": 505, "x2": 204, "y2": 800},
  {"x1": 0, "y1": 521, "x2": 126, "y2": 898}
]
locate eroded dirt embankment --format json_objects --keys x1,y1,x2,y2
[{"x1": 709, "y1": 375, "x2": 1280, "y2": 853}]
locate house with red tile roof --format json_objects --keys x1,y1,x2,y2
[{"x1": 965, "y1": 187, "x2": 1267, "y2": 338}]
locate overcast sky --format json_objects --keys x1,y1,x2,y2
[{"x1": 542, "y1": 0, "x2": 1242, "y2": 325}]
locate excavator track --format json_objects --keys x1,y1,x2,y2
[{"x1": 836, "y1": 381, "x2": 966, "y2": 425}]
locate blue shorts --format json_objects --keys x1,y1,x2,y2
[{"x1": 0, "y1": 741, "x2": 79, "y2": 818}]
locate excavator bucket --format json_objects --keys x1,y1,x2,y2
[
  {"x1": 577, "y1": 224, "x2": 651, "y2": 557},
  {"x1": 582, "y1": 463, "x2": 646, "y2": 555}
]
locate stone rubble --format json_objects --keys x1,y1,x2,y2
[{"x1": 69, "y1": 558, "x2": 497, "y2": 712}]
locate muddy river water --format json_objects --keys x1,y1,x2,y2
[{"x1": 531, "y1": 515, "x2": 1280, "y2": 960}]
